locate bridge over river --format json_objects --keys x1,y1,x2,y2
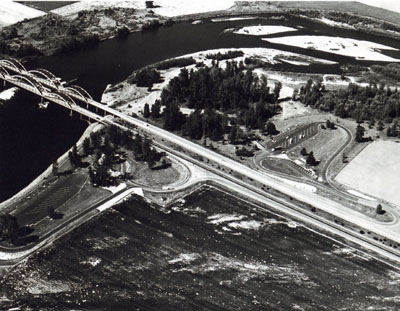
[{"x1": 0, "y1": 58, "x2": 126, "y2": 126}]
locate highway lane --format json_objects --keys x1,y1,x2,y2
[
  {"x1": 142, "y1": 141, "x2": 400, "y2": 264},
  {"x1": 106, "y1": 112, "x2": 400, "y2": 244},
  {"x1": 2, "y1": 115, "x2": 400, "y2": 266}
]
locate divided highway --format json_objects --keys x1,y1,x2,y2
[{"x1": 2, "y1": 59, "x2": 400, "y2": 266}]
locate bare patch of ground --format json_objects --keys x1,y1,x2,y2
[
  {"x1": 277, "y1": 101, "x2": 316, "y2": 121},
  {"x1": 265, "y1": 35, "x2": 400, "y2": 62},
  {"x1": 336, "y1": 140, "x2": 400, "y2": 206}
]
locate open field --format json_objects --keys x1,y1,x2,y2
[
  {"x1": 278, "y1": 101, "x2": 316, "y2": 120},
  {"x1": 2, "y1": 186, "x2": 400, "y2": 310},
  {"x1": 265, "y1": 35, "x2": 400, "y2": 62},
  {"x1": 336, "y1": 141, "x2": 400, "y2": 206}
]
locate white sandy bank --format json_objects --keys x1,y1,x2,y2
[
  {"x1": 264, "y1": 35, "x2": 400, "y2": 62},
  {"x1": 0, "y1": 1, "x2": 45, "y2": 28},
  {"x1": 0, "y1": 87, "x2": 17, "y2": 100},
  {"x1": 52, "y1": 0, "x2": 235, "y2": 18},
  {"x1": 234, "y1": 25, "x2": 297, "y2": 36}
]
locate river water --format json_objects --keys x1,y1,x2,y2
[{"x1": 1, "y1": 16, "x2": 400, "y2": 202}]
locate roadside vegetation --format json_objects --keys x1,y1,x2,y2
[{"x1": 75, "y1": 125, "x2": 167, "y2": 187}]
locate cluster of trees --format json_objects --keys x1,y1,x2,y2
[
  {"x1": 141, "y1": 19, "x2": 162, "y2": 31},
  {"x1": 155, "y1": 57, "x2": 196, "y2": 70},
  {"x1": 306, "y1": 151, "x2": 318, "y2": 166},
  {"x1": 131, "y1": 68, "x2": 162, "y2": 88},
  {"x1": 288, "y1": 9, "x2": 400, "y2": 34},
  {"x1": 386, "y1": 121, "x2": 400, "y2": 137},
  {"x1": 156, "y1": 61, "x2": 281, "y2": 141},
  {"x1": 0, "y1": 40, "x2": 42, "y2": 57},
  {"x1": 300, "y1": 147, "x2": 318, "y2": 166},
  {"x1": 86, "y1": 126, "x2": 166, "y2": 186},
  {"x1": 235, "y1": 146, "x2": 254, "y2": 157},
  {"x1": 325, "y1": 119, "x2": 336, "y2": 129},
  {"x1": 299, "y1": 79, "x2": 400, "y2": 124},
  {"x1": 68, "y1": 144, "x2": 82, "y2": 168},
  {"x1": 205, "y1": 51, "x2": 244, "y2": 61},
  {"x1": 370, "y1": 63, "x2": 400, "y2": 83}
]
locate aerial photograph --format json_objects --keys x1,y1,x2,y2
[{"x1": 1, "y1": 0, "x2": 400, "y2": 309}]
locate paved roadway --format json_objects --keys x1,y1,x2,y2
[{"x1": 110, "y1": 113, "x2": 400, "y2": 231}]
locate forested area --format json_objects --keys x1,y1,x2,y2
[
  {"x1": 287, "y1": 9, "x2": 400, "y2": 33},
  {"x1": 77, "y1": 126, "x2": 165, "y2": 186},
  {"x1": 155, "y1": 61, "x2": 281, "y2": 141},
  {"x1": 205, "y1": 51, "x2": 244, "y2": 61},
  {"x1": 155, "y1": 57, "x2": 196, "y2": 70},
  {"x1": 299, "y1": 79, "x2": 400, "y2": 131},
  {"x1": 370, "y1": 63, "x2": 400, "y2": 83}
]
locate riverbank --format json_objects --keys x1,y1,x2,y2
[{"x1": 3, "y1": 1, "x2": 400, "y2": 61}]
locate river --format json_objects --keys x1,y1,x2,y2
[{"x1": 1, "y1": 16, "x2": 400, "y2": 202}]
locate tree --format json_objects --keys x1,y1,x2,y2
[
  {"x1": 292, "y1": 88, "x2": 298, "y2": 101},
  {"x1": 211, "y1": 126, "x2": 223, "y2": 141},
  {"x1": 90, "y1": 131, "x2": 102, "y2": 150},
  {"x1": 145, "y1": 1, "x2": 155, "y2": 8},
  {"x1": 273, "y1": 81, "x2": 282, "y2": 103},
  {"x1": 83, "y1": 137, "x2": 91, "y2": 156},
  {"x1": 376, "y1": 204, "x2": 385, "y2": 215},
  {"x1": 68, "y1": 144, "x2": 81, "y2": 167},
  {"x1": 151, "y1": 100, "x2": 161, "y2": 118},
  {"x1": 52, "y1": 160, "x2": 59, "y2": 176},
  {"x1": 143, "y1": 103, "x2": 150, "y2": 118},
  {"x1": 306, "y1": 151, "x2": 317, "y2": 166},
  {"x1": 377, "y1": 120, "x2": 384, "y2": 131},
  {"x1": 265, "y1": 121, "x2": 278, "y2": 135},
  {"x1": 229, "y1": 126, "x2": 237, "y2": 144},
  {"x1": 326, "y1": 119, "x2": 335, "y2": 129},
  {"x1": 300, "y1": 147, "x2": 308, "y2": 156},
  {"x1": 355, "y1": 124, "x2": 365, "y2": 142}
]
